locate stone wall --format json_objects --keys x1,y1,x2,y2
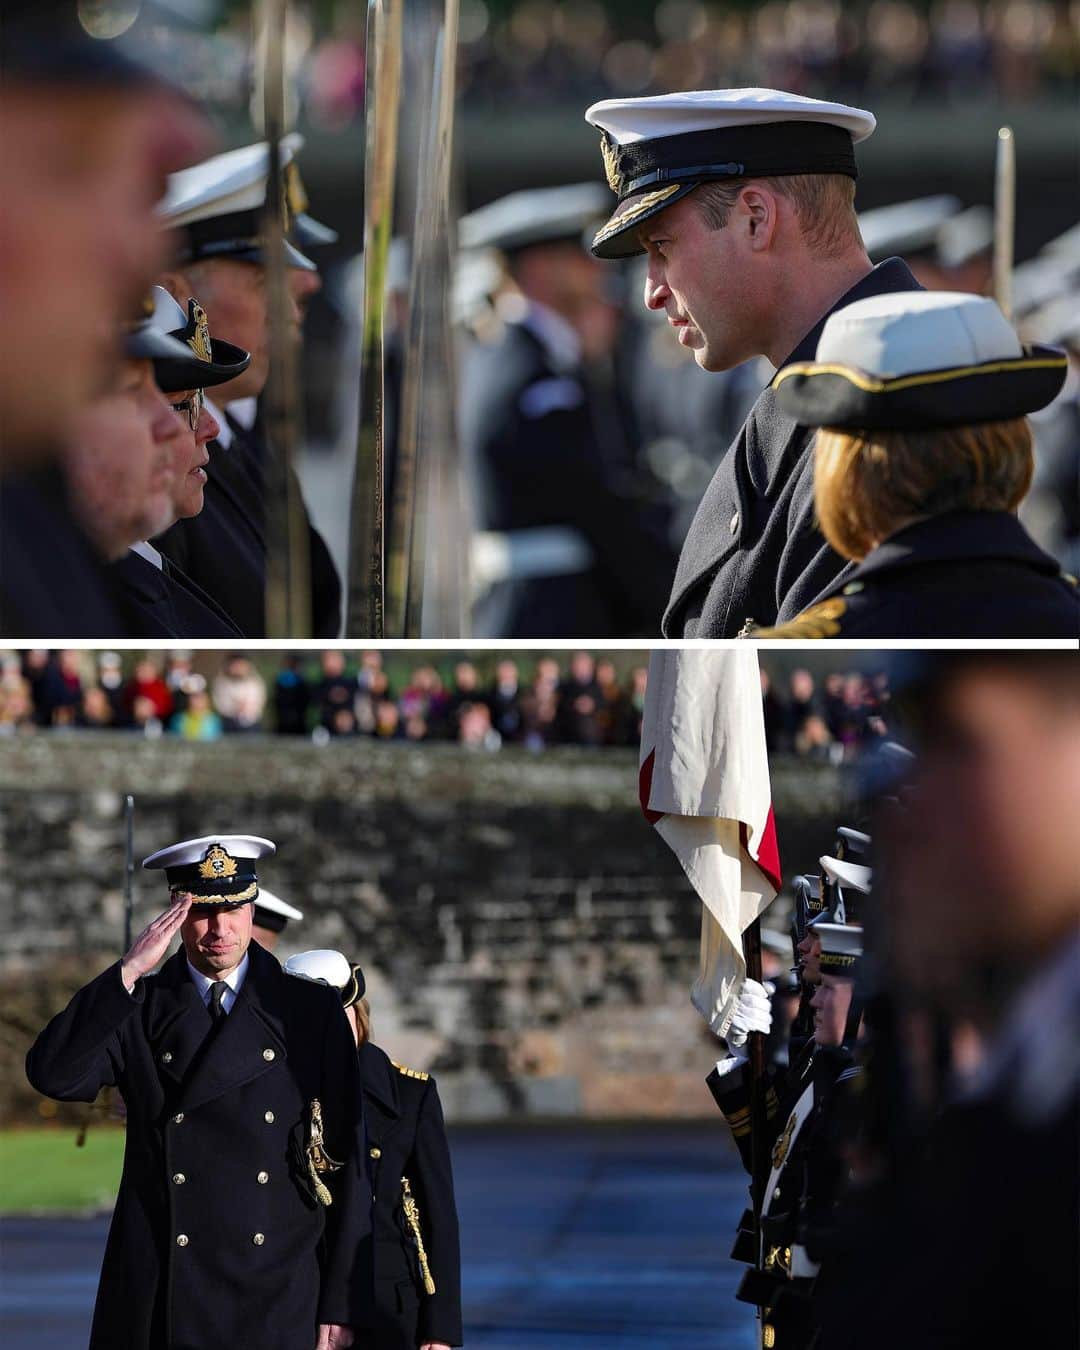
[{"x1": 0, "y1": 735, "x2": 853, "y2": 1123}]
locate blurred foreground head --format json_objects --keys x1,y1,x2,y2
[
  {"x1": 0, "y1": 1, "x2": 209, "y2": 466},
  {"x1": 883, "y1": 654, "x2": 1080, "y2": 1023}
]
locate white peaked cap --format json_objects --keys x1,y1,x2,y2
[
  {"x1": 159, "y1": 134, "x2": 303, "y2": 227},
  {"x1": 253, "y1": 888, "x2": 304, "y2": 922},
  {"x1": 816, "y1": 292, "x2": 1023, "y2": 376},
  {"x1": 284, "y1": 949, "x2": 351, "y2": 990},
  {"x1": 142, "y1": 834, "x2": 276, "y2": 869},
  {"x1": 820, "y1": 856, "x2": 873, "y2": 894},
  {"x1": 585, "y1": 87, "x2": 876, "y2": 146}
]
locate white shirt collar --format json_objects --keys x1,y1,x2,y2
[
  {"x1": 130, "y1": 541, "x2": 164, "y2": 570},
  {"x1": 518, "y1": 299, "x2": 583, "y2": 372},
  {"x1": 227, "y1": 396, "x2": 258, "y2": 431},
  {"x1": 186, "y1": 950, "x2": 250, "y2": 1013}
]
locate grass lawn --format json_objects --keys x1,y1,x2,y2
[{"x1": 0, "y1": 1125, "x2": 124, "y2": 1214}]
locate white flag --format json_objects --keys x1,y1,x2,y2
[{"x1": 639, "y1": 649, "x2": 781, "y2": 1039}]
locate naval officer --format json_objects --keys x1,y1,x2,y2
[
  {"x1": 26, "y1": 835, "x2": 372, "y2": 1349},
  {"x1": 112, "y1": 286, "x2": 251, "y2": 637},
  {"x1": 286, "y1": 950, "x2": 463, "y2": 1350},
  {"x1": 584, "y1": 87, "x2": 923, "y2": 636},
  {"x1": 155, "y1": 138, "x2": 342, "y2": 636},
  {"x1": 458, "y1": 182, "x2": 676, "y2": 636},
  {"x1": 755, "y1": 291, "x2": 1078, "y2": 637}
]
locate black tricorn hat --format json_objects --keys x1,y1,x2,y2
[
  {"x1": 774, "y1": 291, "x2": 1067, "y2": 431},
  {"x1": 151, "y1": 294, "x2": 251, "y2": 395}
]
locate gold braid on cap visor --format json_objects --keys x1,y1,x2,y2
[
  {"x1": 170, "y1": 881, "x2": 259, "y2": 905},
  {"x1": 592, "y1": 183, "x2": 682, "y2": 247}
]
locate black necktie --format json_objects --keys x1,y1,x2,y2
[{"x1": 208, "y1": 981, "x2": 227, "y2": 1024}]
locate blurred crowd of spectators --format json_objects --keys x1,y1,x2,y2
[
  {"x1": 760, "y1": 663, "x2": 891, "y2": 761},
  {"x1": 0, "y1": 650, "x2": 891, "y2": 760},
  {"x1": 148, "y1": 1, "x2": 1079, "y2": 131}
]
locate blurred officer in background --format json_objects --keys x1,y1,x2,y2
[
  {"x1": 459, "y1": 183, "x2": 676, "y2": 637},
  {"x1": 287, "y1": 949, "x2": 463, "y2": 1350},
  {"x1": 156, "y1": 138, "x2": 342, "y2": 636},
  {"x1": 0, "y1": 0, "x2": 208, "y2": 469},
  {"x1": 586, "y1": 87, "x2": 923, "y2": 637}
]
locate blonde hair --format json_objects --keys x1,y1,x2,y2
[
  {"x1": 814, "y1": 418, "x2": 1034, "y2": 561},
  {"x1": 694, "y1": 174, "x2": 860, "y2": 258}
]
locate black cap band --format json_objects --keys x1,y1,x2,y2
[{"x1": 606, "y1": 121, "x2": 858, "y2": 202}]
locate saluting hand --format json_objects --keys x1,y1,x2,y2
[
  {"x1": 421, "y1": 1343, "x2": 452, "y2": 1349},
  {"x1": 119, "y1": 894, "x2": 192, "y2": 992}
]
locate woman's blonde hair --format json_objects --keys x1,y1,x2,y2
[{"x1": 813, "y1": 417, "x2": 1034, "y2": 561}]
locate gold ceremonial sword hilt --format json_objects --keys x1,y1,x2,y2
[
  {"x1": 307, "y1": 1098, "x2": 343, "y2": 1206},
  {"x1": 401, "y1": 1174, "x2": 437, "y2": 1295}
]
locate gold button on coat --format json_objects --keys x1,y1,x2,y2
[
  {"x1": 253, "y1": 1233, "x2": 265, "y2": 1245},
  {"x1": 264, "y1": 1110, "x2": 275, "y2": 1123},
  {"x1": 369, "y1": 1147, "x2": 381, "y2": 1160},
  {"x1": 176, "y1": 1234, "x2": 189, "y2": 1247},
  {"x1": 172, "y1": 1173, "x2": 186, "y2": 1185},
  {"x1": 161, "y1": 1052, "x2": 173, "y2": 1064},
  {"x1": 257, "y1": 1171, "x2": 269, "y2": 1184},
  {"x1": 172, "y1": 1113, "x2": 184, "y2": 1124},
  {"x1": 262, "y1": 1048, "x2": 275, "y2": 1061}
]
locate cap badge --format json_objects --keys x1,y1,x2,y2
[
  {"x1": 188, "y1": 301, "x2": 213, "y2": 365},
  {"x1": 199, "y1": 844, "x2": 238, "y2": 880},
  {"x1": 600, "y1": 132, "x2": 621, "y2": 196}
]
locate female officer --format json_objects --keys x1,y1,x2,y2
[
  {"x1": 285, "y1": 950, "x2": 463, "y2": 1350},
  {"x1": 755, "y1": 290, "x2": 1078, "y2": 638}
]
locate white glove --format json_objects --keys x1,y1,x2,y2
[{"x1": 726, "y1": 978, "x2": 774, "y2": 1049}]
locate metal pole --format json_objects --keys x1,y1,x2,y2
[
  {"x1": 123, "y1": 794, "x2": 134, "y2": 953},
  {"x1": 345, "y1": 0, "x2": 404, "y2": 637},
  {"x1": 993, "y1": 127, "x2": 1015, "y2": 321}
]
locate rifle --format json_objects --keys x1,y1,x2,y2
[
  {"x1": 260, "y1": 0, "x2": 312, "y2": 637},
  {"x1": 345, "y1": 0, "x2": 404, "y2": 637}
]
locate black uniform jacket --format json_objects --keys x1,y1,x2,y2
[
  {"x1": 359, "y1": 1040, "x2": 463, "y2": 1348},
  {"x1": 0, "y1": 467, "x2": 129, "y2": 638},
  {"x1": 663, "y1": 258, "x2": 922, "y2": 637},
  {"x1": 707, "y1": 1037, "x2": 816, "y2": 1176},
  {"x1": 753, "y1": 510, "x2": 1080, "y2": 638},
  {"x1": 109, "y1": 549, "x2": 244, "y2": 638},
  {"x1": 461, "y1": 318, "x2": 676, "y2": 637},
  {"x1": 157, "y1": 413, "x2": 342, "y2": 638},
  {"x1": 26, "y1": 942, "x2": 374, "y2": 1350}
]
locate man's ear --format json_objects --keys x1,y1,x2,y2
[{"x1": 740, "y1": 186, "x2": 780, "y2": 252}]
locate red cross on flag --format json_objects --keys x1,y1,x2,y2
[{"x1": 639, "y1": 649, "x2": 781, "y2": 1040}]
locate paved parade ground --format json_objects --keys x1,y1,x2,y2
[{"x1": 1, "y1": 1122, "x2": 755, "y2": 1349}]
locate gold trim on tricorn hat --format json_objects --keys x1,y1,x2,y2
[{"x1": 773, "y1": 291, "x2": 1068, "y2": 430}]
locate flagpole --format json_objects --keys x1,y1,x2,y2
[{"x1": 744, "y1": 918, "x2": 767, "y2": 1211}]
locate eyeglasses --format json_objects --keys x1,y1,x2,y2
[{"x1": 171, "y1": 387, "x2": 204, "y2": 433}]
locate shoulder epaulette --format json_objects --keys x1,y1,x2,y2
[
  {"x1": 748, "y1": 597, "x2": 848, "y2": 640},
  {"x1": 391, "y1": 1059, "x2": 430, "y2": 1082}
]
